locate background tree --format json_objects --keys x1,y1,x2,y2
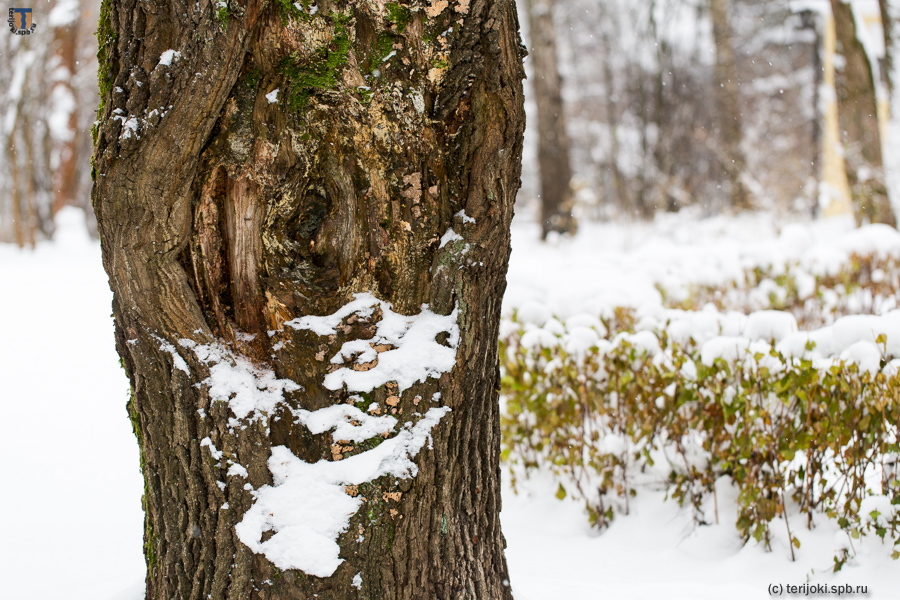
[
  {"x1": 830, "y1": 0, "x2": 896, "y2": 225},
  {"x1": 879, "y1": 0, "x2": 900, "y2": 217},
  {"x1": 523, "y1": 0, "x2": 577, "y2": 237},
  {"x1": 91, "y1": 1, "x2": 525, "y2": 598},
  {"x1": 708, "y1": 0, "x2": 752, "y2": 210}
]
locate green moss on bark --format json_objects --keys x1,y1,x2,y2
[
  {"x1": 215, "y1": 1, "x2": 230, "y2": 28},
  {"x1": 144, "y1": 520, "x2": 158, "y2": 573},
  {"x1": 243, "y1": 66, "x2": 261, "y2": 91},
  {"x1": 273, "y1": 0, "x2": 311, "y2": 24},
  {"x1": 278, "y1": 14, "x2": 351, "y2": 110},
  {"x1": 127, "y1": 389, "x2": 158, "y2": 574},
  {"x1": 385, "y1": 2, "x2": 412, "y2": 32},
  {"x1": 94, "y1": 0, "x2": 116, "y2": 142},
  {"x1": 96, "y1": 0, "x2": 116, "y2": 96},
  {"x1": 372, "y1": 32, "x2": 395, "y2": 67}
]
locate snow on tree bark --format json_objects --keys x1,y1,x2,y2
[{"x1": 91, "y1": 1, "x2": 525, "y2": 598}]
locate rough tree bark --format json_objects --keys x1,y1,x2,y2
[
  {"x1": 523, "y1": 0, "x2": 576, "y2": 238},
  {"x1": 91, "y1": 1, "x2": 525, "y2": 599},
  {"x1": 830, "y1": 0, "x2": 896, "y2": 225},
  {"x1": 709, "y1": 0, "x2": 752, "y2": 210}
]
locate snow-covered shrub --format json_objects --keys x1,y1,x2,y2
[
  {"x1": 661, "y1": 252, "x2": 900, "y2": 328},
  {"x1": 500, "y1": 310, "x2": 900, "y2": 569}
]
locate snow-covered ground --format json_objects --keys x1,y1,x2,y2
[
  {"x1": 506, "y1": 208, "x2": 862, "y2": 319},
  {"x1": 1, "y1": 208, "x2": 898, "y2": 600},
  {"x1": 0, "y1": 210, "x2": 142, "y2": 600}
]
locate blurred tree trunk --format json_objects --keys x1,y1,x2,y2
[
  {"x1": 92, "y1": 1, "x2": 524, "y2": 599},
  {"x1": 0, "y1": 0, "x2": 99, "y2": 245},
  {"x1": 599, "y1": 22, "x2": 633, "y2": 216},
  {"x1": 802, "y1": 8, "x2": 824, "y2": 216},
  {"x1": 882, "y1": 0, "x2": 894, "y2": 93},
  {"x1": 879, "y1": 0, "x2": 900, "y2": 220},
  {"x1": 50, "y1": 4, "x2": 82, "y2": 216},
  {"x1": 709, "y1": 0, "x2": 752, "y2": 210},
  {"x1": 524, "y1": 0, "x2": 577, "y2": 238},
  {"x1": 647, "y1": 4, "x2": 686, "y2": 214},
  {"x1": 1, "y1": 36, "x2": 50, "y2": 247},
  {"x1": 831, "y1": 0, "x2": 896, "y2": 225}
]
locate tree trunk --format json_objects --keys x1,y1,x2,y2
[
  {"x1": 881, "y1": 0, "x2": 894, "y2": 94},
  {"x1": 709, "y1": 0, "x2": 752, "y2": 210},
  {"x1": 805, "y1": 8, "x2": 824, "y2": 217},
  {"x1": 523, "y1": 0, "x2": 576, "y2": 238},
  {"x1": 50, "y1": 9, "x2": 82, "y2": 216},
  {"x1": 830, "y1": 0, "x2": 896, "y2": 226},
  {"x1": 1, "y1": 33, "x2": 51, "y2": 247},
  {"x1": 91, "y1": 1, "x2": 525, "y2": 599},
  {"x1": 599, "y1": 19, "x2": 636, "y2": 217},
  {"x1": 879, "y1": 0, "x2": 900, "y2": 221}
]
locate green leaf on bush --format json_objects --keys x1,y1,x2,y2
[{"x1": 555, "y1": 483, "x2": 567, "y2": 500}]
